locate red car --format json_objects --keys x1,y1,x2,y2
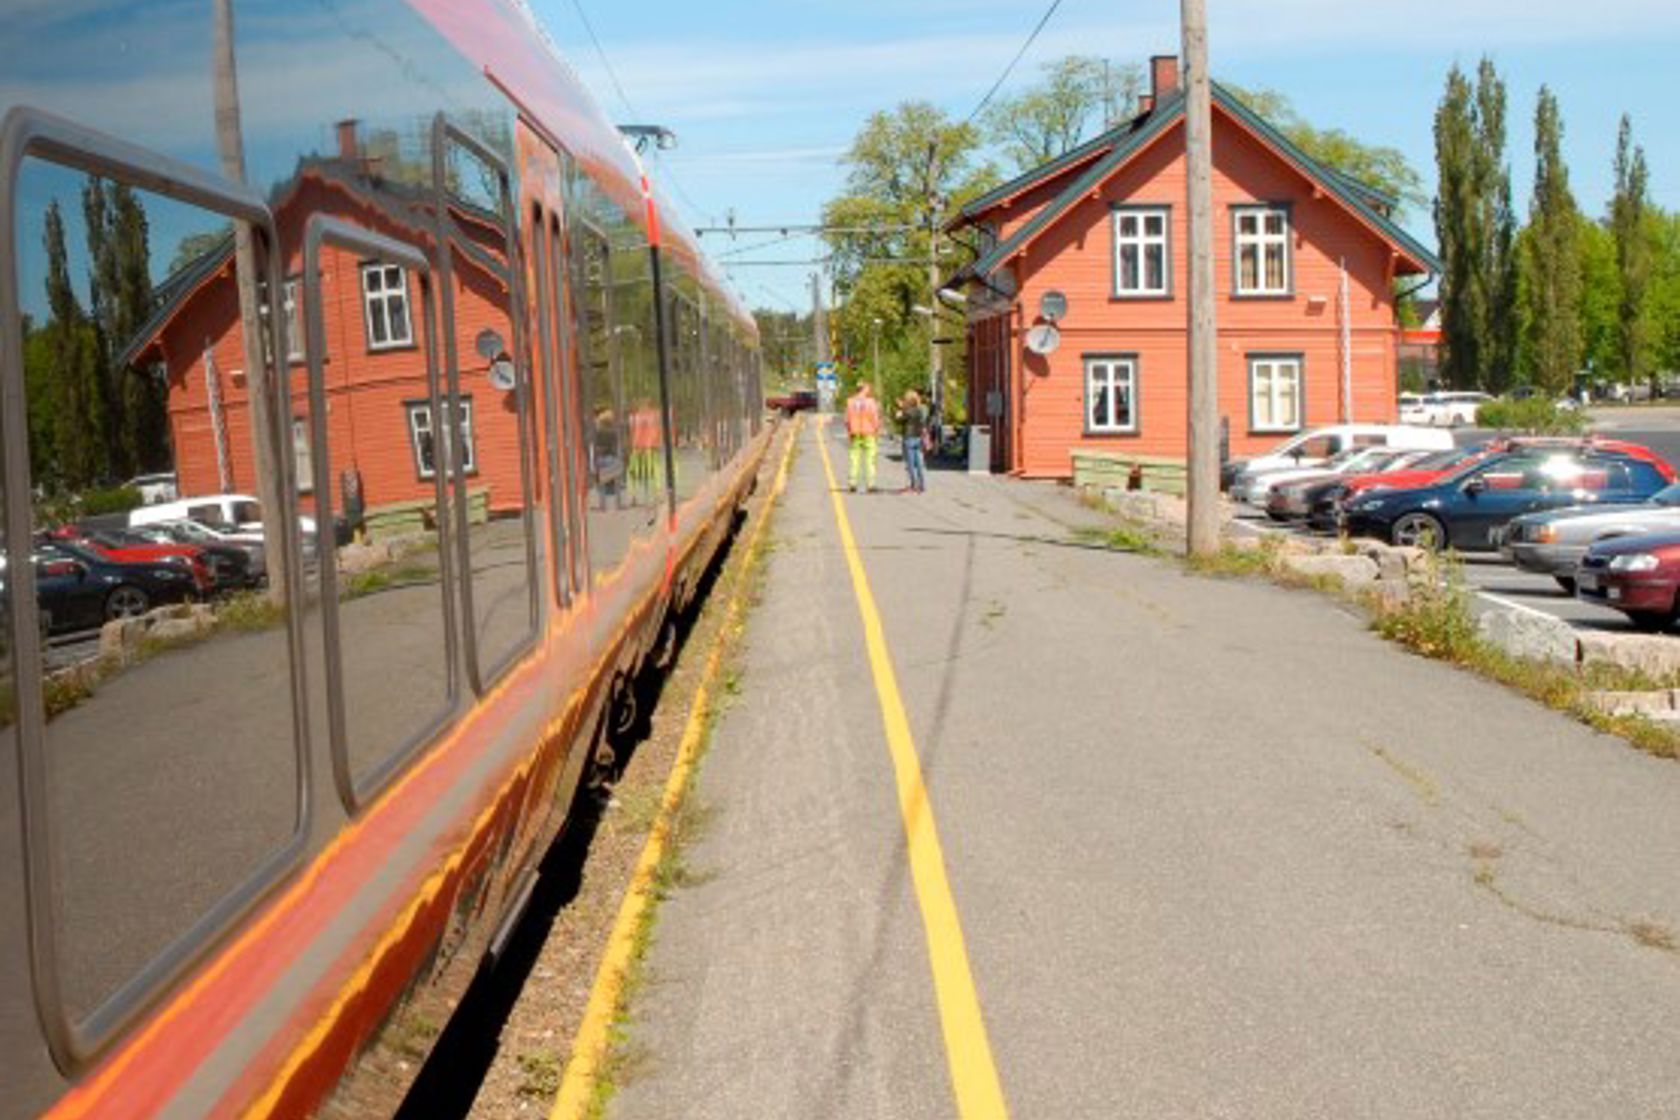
[
  {"x1": 50, "y1": 526, "x2": 212, "y2": 595},
  {"x1": 1576, "y1": 531, "x2": 1680, "y2": 631}
]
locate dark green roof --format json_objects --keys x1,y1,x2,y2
[
  {"x1": 951, "y1": 84, "x2": 1439, "y2": 287},
  {"x1": 954, "y1": 119, "x2": 1137, "y2": 225}
]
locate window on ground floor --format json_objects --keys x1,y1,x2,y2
[
  {"x1": 1249, "y1": 354, "x2": 1303, "y2": 433},
  {"x1": 1084, "y1": 354, "x2": 1138, "y2": 434},
  {"x1": 406, "y1": 396, "x2": 476, "y2": 479}
]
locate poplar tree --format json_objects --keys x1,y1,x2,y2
[
  {"x1": 1611, "y1": 114, "x2": 1652, "y2": 388},
  {"x1": 42, "y1": 201, "x2": 105, "y2": 489},
  {"x1": 1433, "y1": 60, "x2": 1515, "y2": 389},
  {"x1": 83, "y1": 178, "x2": 161, "y2": 476},
  {"x1": 1523, "y1": 86, "x2": 1583, "y2": 395}
]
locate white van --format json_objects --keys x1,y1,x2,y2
[
  {"x1": 1224, "y1": 424, "x2": 1455, "y2": 493},
  {"x1": 129, "y1": 493, "x2": 319, "y2": 540}
]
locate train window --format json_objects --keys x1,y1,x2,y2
[
  {"x1": 528, "y1": 202, "x2": 570, "y2": 608},
  {"x1": 668, "y1": 283, "x2": 709, "y2": 502},
  {"x1": 612, "y1": 229, "x2": 666, "y2": 533},
  {"x1": 9, "y1": 153, "x2": 304, "y2": 1038},
  {"x1": 569, "y1": 216, "x2": 629, "y2": 578},
  {"x1": 298, "y1": 216, "x2": 457, "y2": 807},
  {"x1": 434, "y1": 121, "x2": 540, "y2": 687}
]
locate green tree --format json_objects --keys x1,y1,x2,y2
[
  {"x1": 1522, "y1": 86, "x2": 1583, "y2": 395},
  {"x1": 83, "y1": 178, "x2": 164, "y2": 475},
  {"x1": 1576, "y1": 216, "x2": 1619, "y2": 383},
  {"x1": 168, "y1": 226, "x2": 232, "y2": 274},
  {"x1": 1227, "y1": 84, "x2": 1424, "y2": 214},
  {"x1": 982, "y1": 56, "x2": 1141, "y2": 173},
  {"x1": 1649, "y1": 210, "x2": 1680, "y2": 378},
  {"x1": 822, "y1": 102, "x2": 998, "y2": 416},
  {"x1": 1611, "y1": 115, "x2": 1653, "y2": 388},
  {"x1": 42, "y1": 201, "x2": 106, "y2": 489},
  {"x1": 1432, "y1": 59, "x2": 1518, "y2": 390}
]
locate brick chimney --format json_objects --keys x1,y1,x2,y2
[
  {"x1": 335, "y1": 119, "x2": 360, "y2": 164},
  {"x1": 1150, "y1": 55, "x2": 1181, "y2": 103}
]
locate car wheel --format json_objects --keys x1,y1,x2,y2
[
  {"x1": 1626, "y1": 609, "x2": 1674, "y2": 633},
  {"x1": 1553, "y1": 575, "x2": 1577, "y2": 594},
  {"x1": 104, "y1": 584, "x2": 150, "y2": 621},
  {"x1": 1391, "y1": 512, "x2": 1446, "y2": 550}
]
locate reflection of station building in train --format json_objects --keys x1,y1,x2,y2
[{"x1": 129, "y1": 123, "x2": 524, "y2": 529}]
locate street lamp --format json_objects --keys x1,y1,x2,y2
[{"x1": 871, "y1": 317, "x2": 883, "y2": 398}]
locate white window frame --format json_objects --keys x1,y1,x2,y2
[
  {"x1": 1233, "y1": 205, "x2": 1291, "y2": 297},
  {"x1": 292, "y1": 416, "x2": 314, "y2": 493},
  {"x1": 282, "y1": 278, "x2": 303, "y2": 362},
  {"x1": 406, "y1": 397, "x2": 476, "y2": 480},
  {"x1": 1084, "y1": 354, "x2": 1138, "y2": 435},
  {"x1": 1249, "y1": 354, "x2": 1304, "y2": 433},
  {"x1": 361, "y1": 262, "x2": 414, "y2": 350},
  {"x1": 1112, "y1": 206, "x2": 1171, "y2": 298}
]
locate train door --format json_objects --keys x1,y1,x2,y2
[{"x1": 516, "y1": 122, "x2": 583, "y2": 610}]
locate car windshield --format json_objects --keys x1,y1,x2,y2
[
  {"x1": 1406, "y1": 448, "x2": 1469, "y2": 471},
  {"x1": 232, "y1": 501, "x2": 263, "y2": 524},
  {"x1": 1652, "y1": 484, "x2": 1680, "y2": 506}
]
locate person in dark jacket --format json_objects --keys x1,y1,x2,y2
[{"x1": 896, "y1": 389, "x2": 928, "y2": 493}]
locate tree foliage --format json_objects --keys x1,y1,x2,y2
[
  {"x1": 1611, "y1": 115, "x2": 1653, "y2": 387},
  {"x1": 1226, "y1": 83, "x2": 1424, "y2": 215},
  {"x1": 821, "y1": 102, "x2": 998, "y2": 418},
  {"x1": 1432, "y1": 59, "x2": 1518, "y2": 390},
  {"x1": 981, "y1": 56, "x2": 1142, "y2": 173},
  {"x1": 1522, "y1": 86, "x2": 1583, "y2": 394}
]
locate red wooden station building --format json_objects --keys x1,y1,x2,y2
[{"x1": 946, "y1": 56, "x2": 1440, "y2": 478}]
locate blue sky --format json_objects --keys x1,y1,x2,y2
[{"x1": 528, "y1": 0, "x2": 1680, "y2": 313}]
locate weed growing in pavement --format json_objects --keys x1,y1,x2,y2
[
  {"x1": 214, "y1": 590, "x2": 287, "y2": 633},
  {"x1": 1365, "y1": 551, "x2": 1680, "y2": 762},
  {"x1": 1186, "y1": 535, "x2": 1282, "y2": 578},
  {"x1": 515, "y1": 1050, "x2": 563, "y2": 1099},
  {"x1": 1071, "y1": 520, "x2": 1163, "y2": 555}
]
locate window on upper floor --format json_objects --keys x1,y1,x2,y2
[
  {"x1": 1113, "y1": 207, "x2": 1170, "y2": 297},
  {"x1": 361, "y1": 261, "x2": 414, "y2": 349},
  {"x1": 1234, "y1": 205, "x2": 1291, "y2": 296}
]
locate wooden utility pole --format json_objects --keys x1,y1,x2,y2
[
  {"x1": 1182, "y1": 0, "x2": 1220, "y2": 556},
  {"x1": 214, "y1": 0, "x2": 290, "y2": 602}
]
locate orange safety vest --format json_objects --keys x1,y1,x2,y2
[
  {"x1": 630, "y1": 407, "x2": 662, "y2": 451},
  {"x1": 845, "y1": 394, "x2": 881, "y2": 437}
]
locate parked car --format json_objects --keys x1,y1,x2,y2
[
  {"x1": 1236, "y1": 445, "x2": 1408, "y2": 507},
  {"x1": 1575, "y1": 532, "x2": 1680, "y2": 631},
  {"x1": 1265, "y1": 449, "x2": 1439, "y2": 521},
  {"x1": 1413, "y1": 390, "x2": 1494, "y2": 427},
  {"x1": 47, "y1": 526, "x2": 213, "y2": 596},
  {"x1": 130, "y1": 520, "x2": 266, "y2": 586},
  {"x1": 1223, "y1": 424, "x2": 1455, "y2": 493},
  {"x1": 32, "y1": 541, "x2": 202, "y2": 633},
  {"x1": 1341, "y1": 449, "x2": 1672, "y2": 550},
  {"x1": 1500, "y1": 484, "x2": 1680, "y2": 592},
  {"x1": 765, "y1": 388, "x2": 818, "y2": 415},
  {"x1": 129, "y1": 492, "x2": 346, "y2": 547},
  {"x1": 1304, "y1": 447, "x2": 1481, "y2": 530},
  {"x1": 124, "y1": 471, "x2": 179, "y2": 505}
]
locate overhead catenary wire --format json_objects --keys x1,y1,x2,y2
[{"x1": 963, "y1": 0, "x2": 1068, "y2": 126}]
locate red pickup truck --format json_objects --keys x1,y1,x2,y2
[{"x1": 765, "y1": 389, "x2": 818, "y2": 415}]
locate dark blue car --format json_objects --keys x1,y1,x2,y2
[{"x1": 1340, "y1": 449, "x2": 1670, "y2": 550}]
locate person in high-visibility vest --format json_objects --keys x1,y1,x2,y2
[
  {"x1": 845, "y1": 381, "x2": 882, "y2": 492},
  {"x1": 629, "y1": 398, "x2": 662, "y2": 503}
]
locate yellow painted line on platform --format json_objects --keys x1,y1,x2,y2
[
  {"x1": 814, "y1": 418, "x2": 1011, "y2": 1120},
  {"x1": 551, "y1": 417, "x2": 800, "y2": 1120}
]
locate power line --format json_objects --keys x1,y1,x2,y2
[
  {"x1": 565, "y1": 0, "x2": 637, "y2": 119},
  {"x1": 695, "y1": 223, "x2": 918, "y2": 236},
  {"x1": 963, "y1": 0, "x2": 1068, "y2": 125}
]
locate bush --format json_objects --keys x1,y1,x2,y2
[{"x1": 1474, "y1": 396, "x2": 1588, "y2": 435}]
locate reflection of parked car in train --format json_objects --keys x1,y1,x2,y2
[
  {"x1": 129, "y1": 521, "x2": 264, "y2": 588},
  {"x1": 124, "y1": 471, "x2": 179, "y2": 505},
  {"x1": 33, "y1": 542, "x2": 203, "y2": 632},
  {"x1": 49, "y1": 526, "x2": 213, "y2": 595},
  {"x1": 1575, "y1": 532, "x2": 1680, "y2": 631},
  {"x1": 1, "y1": 3, "x2": 767, "y2": 1116}
]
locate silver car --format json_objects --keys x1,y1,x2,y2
[{"x1": 1502, "y1": 483, "x2": 1680, "y2": 591}]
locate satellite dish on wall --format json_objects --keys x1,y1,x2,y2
[
  {"x1": 1024, "y1": 323, "x2": 1060, "y2": 356},
  {"x1": 1039, "y1": 290, "x2": 1068, "y2": 322},
  {"x1": 487, "y1": 359, "x2": 517, "y2": 391},
  {"x1": 474, "y1": 328, "x2": 505, "y2": 361}
]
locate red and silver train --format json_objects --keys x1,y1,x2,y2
[{"x1": 0, "y1": 1, "x2": 765, "y2": 1114}]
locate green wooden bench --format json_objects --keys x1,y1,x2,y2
[{"x1": 1071, "y1": 451, "x2": 1187, "y2": 497}]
